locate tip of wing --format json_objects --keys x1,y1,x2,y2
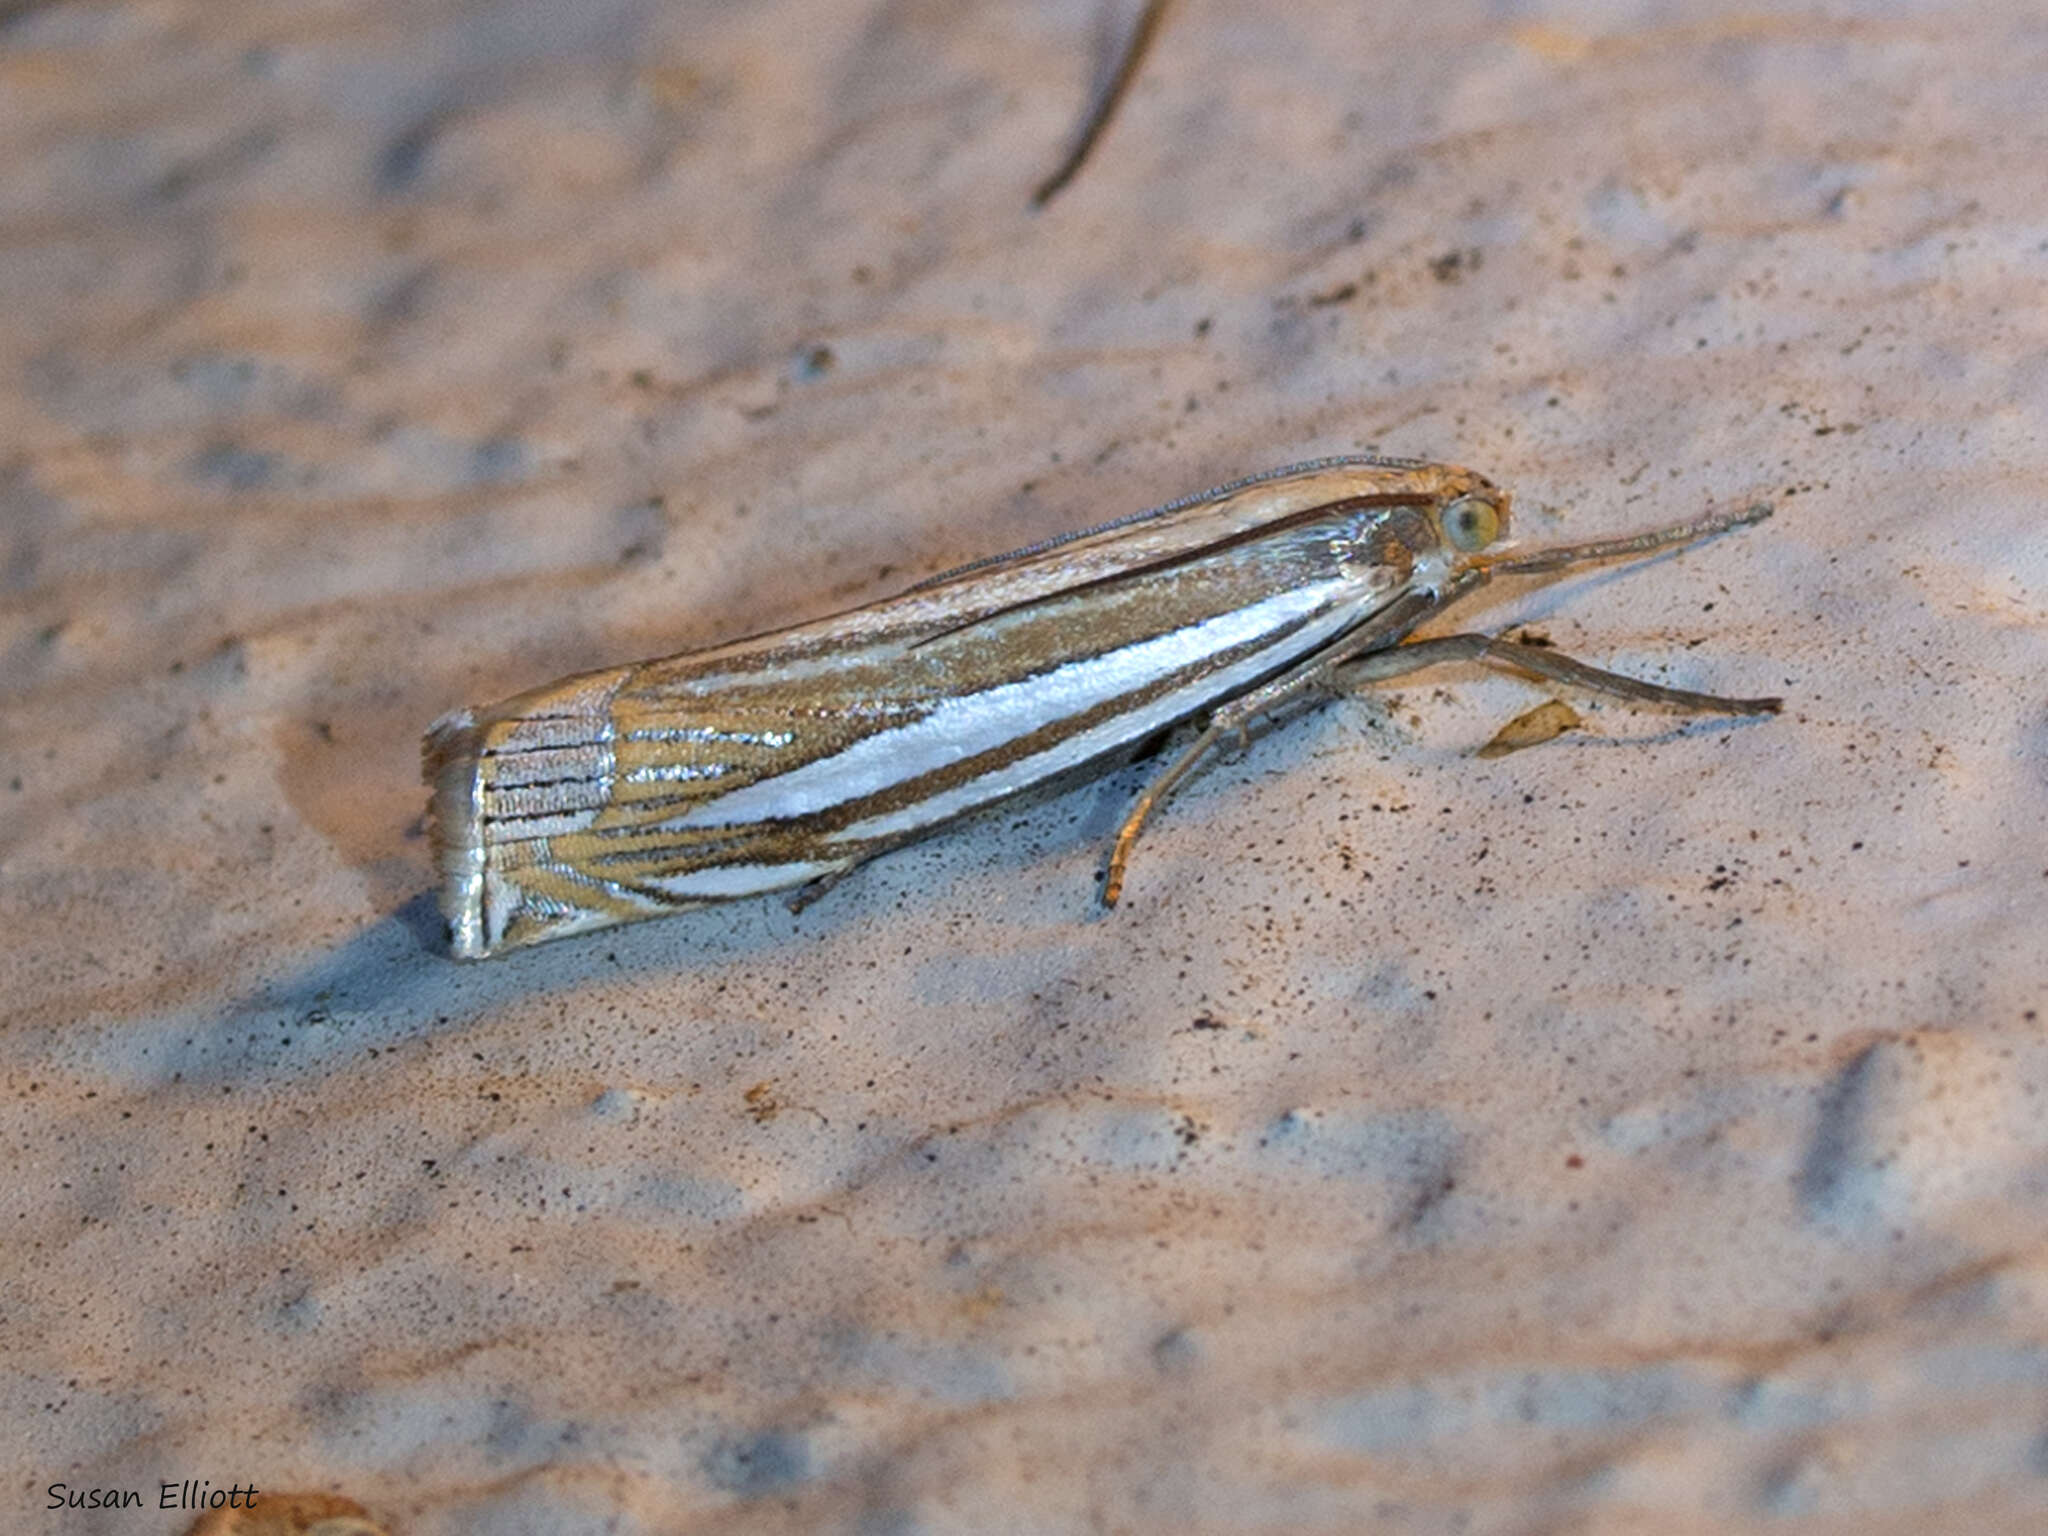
[{"x1": 421, "y1": 709, "x2": 491, "y2": 960}]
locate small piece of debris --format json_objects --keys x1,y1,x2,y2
[
  {"x1": 1476, "y1": 699, "x2": 1582, "y2": 758},
  {"x1": 186, "y1": 1492, "x2": 387, "y2": 1536},
  {"x1": 1428, "y1": 248, "x2": 1482, "y2": 283}
]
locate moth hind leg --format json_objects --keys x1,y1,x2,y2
[
  {"x1": 783, "y1": 835, "x2": 937, "y2": 915},
  {"x1": 1339, "y1": 633, "x2": 1782, "y2": 714},
  {"x1": 785, "y1": 859, "x2": 865, "y2": 915},
  {"x1": 1102, "y1": 631, "x2": 1779, "y2": 910}
]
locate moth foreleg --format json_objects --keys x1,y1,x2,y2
[{"x1": 1340, "y1": 634, "x2": 1782, "y2": 715}]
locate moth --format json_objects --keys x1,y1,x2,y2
[{"x1": 424, "y1": 457, "x2": 1779, "y2": 958}]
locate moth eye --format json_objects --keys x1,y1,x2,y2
[{"x1": 1444, "y1": 495, "x2": 1501, "y2": 552}]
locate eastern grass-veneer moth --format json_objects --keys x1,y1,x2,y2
[{"x1": 425, "y1": 457, "x2": 1778, "y2": 958}]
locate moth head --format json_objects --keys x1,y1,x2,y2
[{"x1": 1439, "y1": 484, "x2": 1510, "y2": 554}]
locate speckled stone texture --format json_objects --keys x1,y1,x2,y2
[{"x1": 4, "y1": 1, "x2": 2046, "y2": 1531}]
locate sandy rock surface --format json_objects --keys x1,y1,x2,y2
[{"x1": 5, "y1": 1, "x2": 2045, "y2": 1531}]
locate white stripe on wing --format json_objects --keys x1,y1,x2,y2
[
  {"x1": 828, "y1": 601, "x2": 1364, "y2": 842},
  {"x1": 656, "y1": 584, "x2": 1353, "y2": 830}
]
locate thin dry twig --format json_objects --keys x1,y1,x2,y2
[{"x1": 1032, "y1": 0, "x2": 1172, "y2": 208}]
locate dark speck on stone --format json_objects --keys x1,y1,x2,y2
[
  {"x1": 1152, "y1": 1327, "x2": 1200, "y2": 1370},
  {"x1": 704, "y1": 1428, "x2": 810, "y2": 1495},
  {"x1": 469, "y1": 437, "x2": 528, "y2": 484},
  {"x1": 378, "y1": 113, "x2": 443, "y2": 193},
  {"x1": 1797, "y1": 1044, "x2": 1880, "y2": 1223},
  {"x1": 190, "y1": 442, "x2": 277, "y2": 491},
  {"x1": 171, "y1": 353, "x2": 259, "y2": 405}
]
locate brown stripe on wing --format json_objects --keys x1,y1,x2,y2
[
  {"x1": 591, "y1": 502, "x2": 1388, "y2": 822},
  {"x1": 907, "y1": 494, "x2": 1428, "y2": 650},
  {"x1": 562, "y1": 597, "x2": 1346, "y2": 888}
]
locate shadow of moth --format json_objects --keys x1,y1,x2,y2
[{"x1": 424, "y1": 457, "x2": 1778, "y2": 958}]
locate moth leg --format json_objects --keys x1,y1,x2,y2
[
  {"x1": 783, "y1": 854, "x2": 880, "y2": 915},
  {"x1": 785, "y1": 868, "x2": 853, "y2": 915},
  {"x1": 785, "y1": 824, "x2": 953, "y2": 914},
  {"x1": 1103, "y1": 667, "x2": 1338, "y2": 907},
  {"x1": 1102, "y1": 594, "x2": 1447, "y2": 907},
  {"x1": 1339, "y1": 634, "x2": 1782, "y2": 715},
  {"x1": 1104, "y1": 723, "x2": 1224, "y2": 907}
]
